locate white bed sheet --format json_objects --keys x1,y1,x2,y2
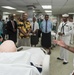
[
  {"x1": 21, "y1": 47, "x2": 45, "y2": 66},
  {"x1": 0, "y1": 51, "x2": 40, "y2": 75},
  {"x1": 0, "y1": 64, "x2": 40, "y2": 75}
]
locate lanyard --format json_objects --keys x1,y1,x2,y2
[
  {"x1": 11, "y1": 21, "x2": 15, "y2": 29},
  {"x1": 61, "y1": 23, "x2": 66, "y2": 34}
]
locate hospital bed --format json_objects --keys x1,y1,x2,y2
[
  {"x1": 0, "y1": 47, "x2": 50, "y2": 75},
  {"x1": 17, "y1": 46, "x2": 50, "y2": 75}
]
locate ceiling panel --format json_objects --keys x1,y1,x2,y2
[
  {"x1": 52, "y1": 0, "x2": 74, "y2": 15},
  {"x1": 0, "y1": 0, "x2": 74, "y2": 15},
  {"x1": 37, "y1": 0, "x2": 52, "y2": 5}
]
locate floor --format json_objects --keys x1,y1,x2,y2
[
  {"x1": 36, "y1": 38, "x2": 74, "y2": 75},
  {"x1": 50, "y1": 46, "x2": 74, "y2": 75},
  {"x1": 17, "y1": 38, "x2": 74, "y2": 75}
]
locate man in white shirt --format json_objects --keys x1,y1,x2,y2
[
  {"x1": 30, "y1": 17, "x2": 39, "y2": 46},
  {"x1": 57, "y1": 14, "x2": 73, "y2": 64},
  {"x1": 31, "y1": 17, "x2": 39, "y2": 33}
]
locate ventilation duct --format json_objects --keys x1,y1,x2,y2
[{"x1": 26, "y1": 5, "x2": 36, "y2": 10}]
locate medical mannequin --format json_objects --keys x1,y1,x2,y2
[
  {"x1": 0, "y1": 40, "x2": 16, "y2": 52},
  {"x1": 0, "y1": 40, "x2": 42, "y2": 73}
]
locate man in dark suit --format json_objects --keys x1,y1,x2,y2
[{"x1": 7, "y1": 15, "x2": 17, "y2": 44}]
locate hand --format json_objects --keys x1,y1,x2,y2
[
  {"x1": 13, "y1": 29, "x2": 16, "y2": 32},
  {"x1": 53, "y1": 40, "x2": 66, "y2": 48},
  {"x1": 72, "y1": 73, "x2": 74, "y2": 75},
  {"x1": 24, "y1": 33, "x2": 30, "y2": 37},
  {"x1": 58, "y1": 32, "x2": 64, "y2": 36},
  {"x1": 32, "y1": 32, "x2": 35, "y2": 34},
  {"x1": 27, "y1": 33, "x2": 30, "y2": 37}
]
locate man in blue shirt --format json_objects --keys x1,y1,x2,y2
[{"x1": 40, "y1": 15, "x2": 53, "y2": 54}]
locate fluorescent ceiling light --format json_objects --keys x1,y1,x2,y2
[
  {"x1": 33, "y1": 10, "x2": 35, "y2": 12},
  {"x1": 2, "y1": 6, "x2": 16, "y2": 10},
  {"x1": 17, "y1": 10, "x2": 25, "y2": 13},
  {"x1": 68, "y1": 13, "x2": 74, "y2": 14},
  {"x1": 45, "y1": 10, "x2": 52, "y2": 12},
  {"x1": 13, "y1": 14, "x2": 16, "y2": 16},
  {"x1": 42, "y1": 5, "x2": 52, "y2": 9},
  {"x1": 3, "y1": 12, "x2": 11, "y2": 14},
  {"x1": 46, "y1": 12, "x2": 52, "y2": 15}
]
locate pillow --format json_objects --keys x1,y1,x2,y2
[
  {"x1": 0, "y1": 51, "x2": 31, "y2": 65},
  {"x1": 26, "y1": 48, "x2": 45, "y2": 66}
]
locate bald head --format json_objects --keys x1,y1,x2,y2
[{"x1": 0, "y1": 40, "x2": 17, "y2": 52}]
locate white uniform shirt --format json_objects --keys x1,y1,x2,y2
[
  {"x1": 31, "y1": 21, "x2": 39, "y2": 32},
  {"x1": 72, "y1": 22, "x2": 74, "y2": 34},
  {"x1": 57, "y1": 21, "x2": 73, "y2": 45},
  {"x1": 58, "y1": 21, "x2": 73, "y2": 36}
]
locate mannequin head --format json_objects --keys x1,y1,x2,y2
[{"x1": 0, "y1": 40, "x2": 17, "y2": 52}]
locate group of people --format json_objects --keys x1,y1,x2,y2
[
  {"x1": 0, "y1": 13, "x2": 53, "y2": 55},
  {"x1": 0, "y1": 13, "x2": 74, "y2": 74},
  {"x1": 0, "y1": 14, "x2": 17, "y2": 44},
  {"x1": 0, "y1": 13, "x2": 74, "y2": 57},
  {"x1": 17, "y1": 13, "x2": 53, "y2": 54}
]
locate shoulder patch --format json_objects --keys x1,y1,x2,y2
[{"x1": 70, "y1": 26, "x2": 72, "y2": 30}]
